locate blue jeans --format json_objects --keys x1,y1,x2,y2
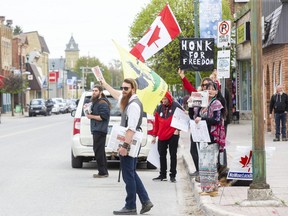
[
  {"x1": 120, "y1": 156, "x2": 150, "y2": 209},
  {"x1": 274, "y1": 112, "x2": 287, "y2": 138}
]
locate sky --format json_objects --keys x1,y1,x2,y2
[{"x1": 1, "y1": 0, "x2": 151, "y2": 65}]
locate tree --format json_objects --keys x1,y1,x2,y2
[
  {"x1": 73, "y1": 56, "x2": 111, "y2": 90},
  {"x1": 129, "y1": 0, "x2": 233, "y2": 90},
  {"x1": 13, "y1": 25, "x2": 23, "y2": 35},
  {"x1": 0, "y1": 73, "x2": 28, "y2": 116}
]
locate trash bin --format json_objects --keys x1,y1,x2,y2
[
  {"x1": 15, "y1": 105, "x2": 22, "y2": 113},
  {"x1": 232, "y1": 110, "x2": 240, "y2": 124}
]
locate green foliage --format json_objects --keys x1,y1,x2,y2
[
  {"x1": 129, "y1": 0, "x2": 233, "y2": 88},
  {"x1": 0, "y1": 73, "x2": 27, "y2": 94},
  {"x1": 73, "y1": 56, "x2": 123, "y2": 90},
  {"x1": 13, "y1": 25, "x2": 23, "y2": 35}
]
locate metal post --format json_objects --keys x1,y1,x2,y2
[
  {"x1": 194, "y1": 0, "x2": 201, "y2": 88},
  {"x1": 81, "y1": 67, "x2": 85, "y2": 93},
  {"x1": 20, "y1": 49, "x2": 24, "y2": 115}
]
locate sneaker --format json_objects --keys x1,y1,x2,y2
[
  {"x1": 113, "y1": 207, "x2": 137, "y2": 215},
  {"x1": 93, "y1": 173, "x2": 109, "y2": 178},
  {"x1": 140, "y1": 200, "x2": 153, "y2": 214},
  {"x1": 190, "y1": 171, "x2": 199, "y2": 177},
  {"x1": 282, "y1": 138, "x2": 288, "y2": 141},
  {"x1": 273, "y1": 138, "x2": 280, "y2": 142},
  {"x1": 152, "y1": 175, "x2": 167, "y2": 181},
  {"x1": 170, "y1": 177, "x2": 176, "y2": 183}
]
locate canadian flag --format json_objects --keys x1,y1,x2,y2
[{"x1": 130, "y1": 4, "x2": 181, "y2": 62}]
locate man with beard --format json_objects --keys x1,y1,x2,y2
[
  {"x1": 100, "y1": 78, "x2": 153, "y2": 215},
  {"x1": 86, "y1": 84, "x2": 111, "y2": 178}
]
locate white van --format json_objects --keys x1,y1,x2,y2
[{"x1": 71, "y1": 90, "x2": 155, "y2": 168}]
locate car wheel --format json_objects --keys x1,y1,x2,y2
[
  {"x1": 147, "y1": 161, "x2": 157, "y2": 169},
  {"x1": 71, "y1": 151, "x2": 83, "y2": 168}
]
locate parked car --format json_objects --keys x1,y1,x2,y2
[
  {"x1": 71, "y1": 90, "x2": 155, "y2": 169},
  {"x1": 52, "y1": 98, "x2": 68, "y2": 114},
  {"x1": 28, "y1": 98, "x2": 51, "y2": 117}
]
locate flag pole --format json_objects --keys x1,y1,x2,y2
[{"x1": 194, "y1": 0, "x2": 201, "y2": 88}]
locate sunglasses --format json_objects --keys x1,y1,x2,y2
[
  {"x1": 120, "y1": 86, "x2": 130, "y2": 91},
  {"x1": 201, "y1": 83, "x2": 209, "y2": 88}
]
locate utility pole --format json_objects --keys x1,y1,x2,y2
[
  {"x1": 240, "y1": 0, "x2": 281, "y2": 206},
  {"x1": 250, "y1": 0, "x2": 268, "y2": 190},
  {"x1": 194, "y1": 0, "x2": 201, "y2": 88}
]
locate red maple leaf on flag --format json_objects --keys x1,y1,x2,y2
[
  {"x1": 147, "y1": 26, "x2": 161, "y2": 47},
  {"x1": 239, "y1": 150, "x2": 252, "y2": 172}
]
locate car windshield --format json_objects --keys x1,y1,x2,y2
[
  {"x1": 82, "y1": 96, "x2": 121, "y2": 116},
  {"x1": 31, "y1": 100, "x2": 43, "y2": 105}
]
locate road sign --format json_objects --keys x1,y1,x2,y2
[
  {"x1": 217, "y1": 20, "x2": 231, "y2": 48},
  {"x1": 217, "y1": 50, "x2": 230, "y2": 78}
]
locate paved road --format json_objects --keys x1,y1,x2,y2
[{"x1": 0, "y1": 113, "x2": 203, "y2": 216}]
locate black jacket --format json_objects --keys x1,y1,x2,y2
[
  {"x1": 269, "y1": 93, "x2": 288, "y2": 114},
  {"x1": 90, "y1": 98, "x2": 110, "y2": 134}
]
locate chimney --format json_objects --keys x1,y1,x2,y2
[
  {"x1": 0, "y1": 16, "x2": 5, "y2": 23},
  {"x1": 6, "y1": 19, "x2": 13, "y2": 26}
]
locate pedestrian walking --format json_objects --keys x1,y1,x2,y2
[
  {"x1": 188, "y1": 82, "x2": 226, "y2": 196},
  {"x1": 86, "y1": 84, "x2": 111, "y2": 178},
  {"x1": 151, "y1": 91, "x2": 183, "y2": 183},
  {"x1": 100, "y1": 78, "x2": 153, "y2": 215},
  {"x1": 269, "y1": 84, "x2": 288, "y2": 141}
]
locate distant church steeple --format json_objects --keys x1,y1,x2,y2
[{"x1": 65, "y1": 35, "x2": 80, "y2": 70}]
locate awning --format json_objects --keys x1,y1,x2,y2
[
  {"x1": 263, "y1": 5, "x2": 282, "y2": 48},
  {"x1": 26, "y1": 63, "x2": 43, "y2": 90}
]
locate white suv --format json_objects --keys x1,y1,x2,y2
[{"x1": 71, "y1": 90, "x2": 155, "y2": 168}]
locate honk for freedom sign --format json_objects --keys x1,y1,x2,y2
[{"x1": 180, "y1": 38, "x2": 214, "y2": 71}]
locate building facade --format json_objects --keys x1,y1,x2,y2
[{"x1": 234, "y1": 1, "x2": 288, "y2": 134}]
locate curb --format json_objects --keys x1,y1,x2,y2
[{"x1": 181, "y1": 147, "x2": 246, "y2": 216}]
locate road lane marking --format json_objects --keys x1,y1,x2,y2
[{"x1": 0, "y1": 121, "x2": 67, "y2": 139}]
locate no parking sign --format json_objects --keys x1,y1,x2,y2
[{"x1": 217, "y1": 20, "x2": 231, "y2": 48}]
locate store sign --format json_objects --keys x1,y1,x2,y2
[
  {"x1": 237, "y1": 22, "x2": 250, "y2": 44},
  {"x1": 49, "y1": 71, "x2": 57, "y2": 83}
]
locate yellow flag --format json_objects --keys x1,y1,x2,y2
[{"x1": 114, "y1": 41, "x2": 168, "y2": 114}]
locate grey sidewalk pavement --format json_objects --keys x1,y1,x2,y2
[{"x1": 179, "y1": 120, "x2": 288, "y2": 216}]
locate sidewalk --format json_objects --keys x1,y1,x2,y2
[
  {"x1": 0, "y1": 111, "x2": 27, "y2": 122},
  {"x1": 180, "y1": 120, "x2": 288, "y2": 216}
]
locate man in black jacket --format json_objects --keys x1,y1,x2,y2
[
  {"x1": 269, "y1": 84, "x2": 288, "y2": 141},
  {"x1": 86, "y1": 84, "x2": 111, "y2": 177}
]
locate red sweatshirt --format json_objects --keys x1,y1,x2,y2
[
  {"x1": 181, "y1": 76, "x2": 197, "y2": 93},
  {"x1": 152, "y1": 92, "x2": 182, "y2": 140}
]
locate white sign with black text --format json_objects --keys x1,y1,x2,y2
[
  {"x1": 217, "y1": 20, "x2": 231, "y2": 48},
  {"x1": 217, "y1": 50, "x2": 231, "y2": 79}
]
